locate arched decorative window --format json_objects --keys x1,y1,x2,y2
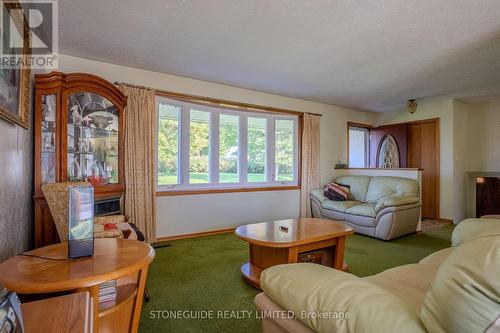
[{"x1": 377, "y1": 135, "x2": 400, "y2": 168}]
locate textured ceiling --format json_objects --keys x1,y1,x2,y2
[{"x1": 59, "y1": 0, "x2": 500, "y2": 112}]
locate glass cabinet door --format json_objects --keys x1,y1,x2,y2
[
  {"x1": 67, "y1": 92, "x2": 119, "y2": 185},
  {"x1": 41, "y1": 94, "x2": 57, "y2": 184}
]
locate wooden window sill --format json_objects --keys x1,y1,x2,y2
[{"x1": 156, "y1": 185, "x2": 301, "y2": 197}]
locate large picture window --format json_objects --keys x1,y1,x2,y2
[{"x1": 156, "y1": 96, "x2": 299, "y2": 192}]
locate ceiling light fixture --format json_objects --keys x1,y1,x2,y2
[{"x1": 407, "y1": 99, "x2": 417, "y2": 114}]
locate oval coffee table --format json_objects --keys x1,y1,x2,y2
[{"x1": 235, "y1": 218, "x2": 353, "y2": 289}]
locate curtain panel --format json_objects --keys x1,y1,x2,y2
[
  {"x1": 116, "y1": 84, "x2": 157, "y2": 243},
  {"x1": 300, "y1": 113, "x2": 321, "y2": 217}
]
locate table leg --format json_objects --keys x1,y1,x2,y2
[
  {"x1": 288, "y1": 247, "x2": 298, "y2": 263},
  {"x1": 130, "y1": 266, "x2": 149, "y2": 333},
  {"x1": 333, "y1": 236, "x2": 346, "y2": 270},
  {"x1": 89, "y1": 285, "x2": 100, "y2": 333}
]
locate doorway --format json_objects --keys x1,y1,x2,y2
[
  {"x1": 407, "y1": 119, "x2": 440, "y2": 219},
  {"x1": 348, "y1": 119, "x2": 440, "y2": 219}
]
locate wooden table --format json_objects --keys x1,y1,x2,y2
[
  {"x1": 235, "y1": 218, "x2": 353, "y2": 289},
  {"x1": 22, "y1": 292, "x2": 92, "y2": 333},
  {"x1": 0, "y1": 239, "x2": 155, "y2": 333}
]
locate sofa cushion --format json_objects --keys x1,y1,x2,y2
[
  {"x1": 374, "y1": 195, "x2": 420, "y2": 212},
  {"x1": 451, "y1": 218, "x2": 500, "y2": 247},
  {"x1": 345, "y1": 203, "x2": 377, "y2": 217},
  {"x1": 420, "y1": 235, "x2": 500, "y2": 333},
  {"x1": 321, "y1": 200, "x2": 360, "y2": 213},
  {"x1": 366, "y1": 263, "x2": 438, "y2": 293},
  {"x1": 333, "y1": 175, "x2": 372, "y2": 202},
  {"x1": 261, "y1": 263, "x2": 425, "y2": 333},
  {"x1": 363, "y1": 276, "x2": 427, "y2": 312},
  {"x1": 324, "y1": 182, "x2": 350, "y2": 201},
  {"x1": 365, "y1": 176, "x2": 419, "y2": 204},
  {"x1": 418, "y1": 247, "x2": 453, "y2": 267}
]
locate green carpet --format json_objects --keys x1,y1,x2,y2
[{"x1": 139, "y1": 225, "x2": 453, "y2": 332}]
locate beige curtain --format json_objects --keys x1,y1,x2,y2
[
  {"x1": 117, "y1": 84, "x2": 157, "y2": 243},
  {"x1": 300, "y1": 113, "x2": 321, "y2": 218}
]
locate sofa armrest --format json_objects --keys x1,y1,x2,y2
[
  {"x1": 375, "y1": 195, "x2": 420, "y2": 212},
  {"x1": 451, "y1": 218, "x2": 500, "y2": 247},
  {"x1": 261, "y1": 263, "x2": 425, "y2": 333},
  {"x1": 309, "y1": 188, "x2": 328, "y2": 203}
]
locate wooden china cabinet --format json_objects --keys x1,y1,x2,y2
[{"x1": 34, "y1": 72, "x2": 127, "y2": 248}]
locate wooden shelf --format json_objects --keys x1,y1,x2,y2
[
  {"x1": 22, "y1": 292, "x2": 92, "y2": 333},
  {"x1": 98, "y1": 283, "x2": 138, "y2": 318}
]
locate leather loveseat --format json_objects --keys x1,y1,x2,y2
[
  {"x1": 254, "y1": 218, "x2": 500, "y2": 333},
  {"x1": 310, "y1": 175, "x2": 421, "y2": 240}
]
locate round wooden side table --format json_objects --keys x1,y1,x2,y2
[{"x1": 0, "y1": 238, "x2": 155, "y2": 333}]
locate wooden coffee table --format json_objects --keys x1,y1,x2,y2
[{"x1": 235, "y1": 218, "x2": 354, "y2": 289}]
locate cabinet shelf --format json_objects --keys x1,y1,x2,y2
[
  {"x1": 69, "y1": 123, "x2": 118, "y2": 134},
  {"x1": 98, "y1": 283, "x2": 138, "y2": 318},
  {"x1": 68, "y1": 151, "x2": 96, "y2": 155}
]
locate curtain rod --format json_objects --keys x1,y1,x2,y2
[{"x1": 114, "y1": 81, "x2": 322, "y2": 117}]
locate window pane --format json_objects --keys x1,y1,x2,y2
[
  {"x1": 247, "y1": 117, "x2": 266, "y2": 182},
  {"x1": 348, "y1": 128, "x2": 367, "y2": 167},
  {"x1": 190, "y1": 109, "x2": 211, "y2": 183},
  {"x1": 157, "y1": 102, "x2": 180, "y2": 185},
  {"x1": 275, "y1": 119, "x2": 295, "y2": 181},
  {"x1": 219, "y1": 114, "x2": 239, "y2": 183}
]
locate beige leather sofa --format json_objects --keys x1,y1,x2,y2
[
  {"x1": 310, "y1": 175, "x2": 421, "y2": 240},
  {"x1": 254, "y1": 218, "x2": 500, "y2": 333}
]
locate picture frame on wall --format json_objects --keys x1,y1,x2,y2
[{"x1": 0, "y1": 0, "x2": 31, "y2": 129}]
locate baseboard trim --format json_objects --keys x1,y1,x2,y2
[
  {"x1": 437, "y1": 218, "x2": 454, "y2": 224},
  {"x1": 155, "y1": 227, "x2": 236, "y2": 242}
]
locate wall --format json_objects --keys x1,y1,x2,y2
[
  {"x1": 464, "y1": 98, "x2": 500, "y2": 217},
  {"x1": 374, "y1": 98, "x2": 498, "y2": 223},
  {"x1": 57, "y1": 55, "x2": 375, "y2": 238},
  {"x1": 374, "y1": 99, "x2": 455, "y2": 221},
  {"x1": 0, "y1": 115, "x2": 33, "y2": 262},
  {"x1": 467, "y1": 98, "x2": 500, "y2": 171},
  {"x1": 452, "y1": 100, "x2": 469, "y2": 223}
]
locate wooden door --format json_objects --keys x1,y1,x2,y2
[
  {"x1": 369, "y1": 124, "x2": 408, "y2": 168},
  {"x1": 407, "y1": 120, "x2": 439, "y2": 219}
]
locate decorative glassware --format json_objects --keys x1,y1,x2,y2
[
  {"x1": 68, "y1": 157, "x2": 82, "y2": 181},
  {"x1": 87, "y1": 159, "x2": 106, "y2": 186},
  {"x1": 41, "y1": 94, "x2": 57, "y2": 184},
  {"x1": 67, "y1": 92, "x2": 120, "y2": 185}
]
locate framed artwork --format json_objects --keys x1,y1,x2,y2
[{"x1": 0, "y1": 0, "x2": 31, "y2": 129}]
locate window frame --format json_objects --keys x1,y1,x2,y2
[
  {"x1": 156, "y1": 96, "x2": 300, "y2": 194},
  {"x1": 347, "y1": 122, "x2": 371, "y2": 168}
]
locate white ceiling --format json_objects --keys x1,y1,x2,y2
[{"x1": 59, "y1": 0, "x2": 500, "y2": 112}]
